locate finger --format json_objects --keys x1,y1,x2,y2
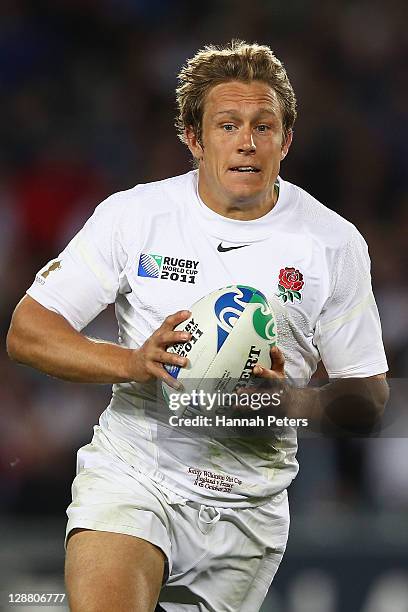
[
  {"x1": 161, "y1": 310, "x2": 192, "y2": 331},
  {"x1": 157, "y1": 349, "x2": 188, "y2": 368},
  {"x1": 251, "y1": 347, "x2": 285, "y2": 380},
  {"x1": 252, "y1": 365, "x2": 282, "y2": 380},
  {"x1": 150, "y1": 363, "x2": 184, "y2": 390},
  {"x1": 159, "y1": 330, "x2": 192, "y2": 348},
  {"x1": 270, "y1": 345, "x2": 285, "y2": 375}
]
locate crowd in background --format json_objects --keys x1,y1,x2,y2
[{"x1": 1, "y1": 0, "x2": 407, "y2": 516}]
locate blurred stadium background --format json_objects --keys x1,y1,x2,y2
[{"x1": 1, "y1": 1, "x2": 407, "y2": 610}]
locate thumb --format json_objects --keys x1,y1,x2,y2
[
  {"x1": 252, "y1": 346, "x2": 285, "y2": 380},
  {"x1": 270, "y1": 345, "x2": 285, "y2": 375}
]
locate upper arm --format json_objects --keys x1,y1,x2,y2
[
  {"x1": 26, "y1": 194, "x2": 128, "y2": 331},
  {"x1": 7, "y1": 294, "x2": 77, "y2": 360},
  {"x1": 10, "y1": 294, "x2": 72, "y2": 330},
  {"x1": 314, "y1": 229, "x2": 388, "y2": 378}
]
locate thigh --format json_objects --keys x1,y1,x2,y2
[
  {"x1": 65, "y1": 434, "x2": 176, "y2": 611},
  {"x1": 66, "y1": 434, "x2": 173, "y2": 568},
  {"x1": 160, "y1": 491, "x2": 289, "y2": 612},
  {"x1": 65, "y1": 528, "x2": 165, "y2": 612}
]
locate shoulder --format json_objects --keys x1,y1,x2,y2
[
  {"x1": 72, "y1": 171, "x2": 196, "y2": 252},
  {"x1": 72, "y1": 171, "x2": 196, "y2": 259},
  {"x1": 101, "y1": 170, "x2": 196, "y2": 219},
  {"x1": 281, "y1": 178, "x2": 363, "y2": 249}
]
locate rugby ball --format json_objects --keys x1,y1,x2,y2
[{"x1": 162, "y1": 285, "x2": 277, "y2": 414}]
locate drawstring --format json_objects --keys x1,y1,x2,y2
[{"x1": 197, "y1": 505, "x2": 221, "y2": 534}]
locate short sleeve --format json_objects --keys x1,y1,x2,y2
[
  {"x1": 26, "y1": 194, "x2": 127, "y2": 331},
  {"x1": 314, "y1": 229, "x2": 388, "y2": 378}
]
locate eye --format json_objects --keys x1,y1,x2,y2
[
  {"x1": 222, "y1": 124, "x2": 236, "y2": 132},
  {"x1": 256, "y1": 124, "x2": 270, "y2": 133}
]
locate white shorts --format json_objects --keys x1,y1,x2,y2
[{"x1": 66, "y1": 427, "x2": 290, "y2": 612}]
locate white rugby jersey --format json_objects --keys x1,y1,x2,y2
[{"x1": 27, "y1": 170, "x2": 388, "y2": 506}]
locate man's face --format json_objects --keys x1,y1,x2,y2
[{"x1": 186, "y1": 80, "x2": 292, "y2": 219}]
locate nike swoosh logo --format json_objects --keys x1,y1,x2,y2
[{"x1": 217, "y1": 243, "x2": 250, "y2": 253}]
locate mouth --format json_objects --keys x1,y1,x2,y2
[{"x1": 229, "y1": 166, "x2": 261, "y2": 174}]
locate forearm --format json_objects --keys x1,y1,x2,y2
[
  {"x1": 251, "y1": 348, "x2": 388, "y2": 435},
  {"x1": 16, "y1": 331, "x2": 135, "y2": 384},
  {"x1": 296, "y1": 376, "x2": 389, "y2": 434},
  {"x1": 7, "y1": 297, "x2": 135, "y2": 384}
]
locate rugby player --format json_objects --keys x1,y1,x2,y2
[{"x1": 7, "y1": 41, "x2": 388, "y2": 611}]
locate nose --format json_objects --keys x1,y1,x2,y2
[{"x1": 238, "y1": 128, "x2": 256, "y2": 153}]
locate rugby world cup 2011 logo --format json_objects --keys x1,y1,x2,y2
[
  {"x1": 138, "y1": 253, "x2": 163, "y2": 278},
  {"x1": 214, "y1": 286, "x2": 276, "y2": 352}
]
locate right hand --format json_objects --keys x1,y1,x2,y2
[{"x1": 129, "y1": 310, "x2": 192, "y2": 388}]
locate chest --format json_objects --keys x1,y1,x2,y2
[{"x1": 122, "y1": 223, "x2": 329, "y2": 334}]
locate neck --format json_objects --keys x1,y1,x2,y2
[{"x1": 197, "y1": 180, "x2": 279, "y2": 221}]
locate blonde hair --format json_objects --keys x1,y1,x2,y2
[{"x1": 176, "y1": 40, "x2": 297, "y2": 146}]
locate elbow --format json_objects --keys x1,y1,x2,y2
[
  {"x1": 6, "y1": 296, "x2": 39, "y2": 364},
  {"x1": 356, "y1": 377, "x2": 390, "y2": 434},
  {"x1": 7, "y1": 295, "x2": 58, "y2": 368},
  {"x1": 6, "y1": 324, "x2": 25, "y2": 363},
  {"x1": 6, "y1": 302, "x2": 34, "y2": 364},
  {"x1": 324, "y1": 377, "x2": 390, "y2": 435},
  {"x1": 355, "y1": 378, "x2": 390, "y2": 433},
  {"x1": 373, "y1": 378, "x2": 390, "y2": 419}
]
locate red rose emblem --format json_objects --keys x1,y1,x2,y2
[
  {"x1": 277, "y1": 267, "x2": 304, "y2": 303},
  {"x1": 279, "y1": 267, "x2": 304, "y2": 291}
]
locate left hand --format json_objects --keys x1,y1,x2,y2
[
  {"x1": 252, "y1": 345, "x2": 286, "y2": 381},
  {"x1": 235, "y1": 345, "x2": 297, "y2": 419}
]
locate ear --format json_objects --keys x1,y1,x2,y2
[
  {"x1": 185, "y1": 126, "x2": 204, "y2": 161},
  {"x1": 280, "y1": 130, "x2": 293, "y2": 161}
]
